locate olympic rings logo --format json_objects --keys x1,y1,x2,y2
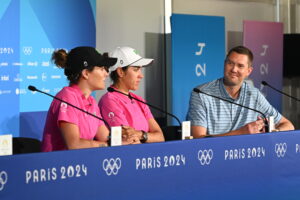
[
  {"x1": 0, "y1": 171, "x2": 8, "y2": 191},
  {"x1": 275, "y1": 143, "x2": 287, "y2": 158},
  {"x1": 102, "y1": 158, "x2": 122, "y2": 176},
  {"x1": 23, "y1": 46, "x2": 32, "y2": 55},
  {"x1": 198, "y1": 149, "x2": 213, "y2": 165}
]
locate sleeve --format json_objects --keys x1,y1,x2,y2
[
  {"x1": 54, "y1": 92, "x2": 79, "y2": 126},
  {"x1": 256, "y1": 91, "x2": 282, "y2": 124},
  {"x1": 186, "y1": 91, "x2": 208, "y2": 127},
  {"x1": 92, "y1": 98, "x2": 104, "y2": 127},
  {"x1": 137, "y1": 97, "x2": 154, "y2": 120},
  {"x1": 99, "y1": 95, "x2": 130, "y2": 127},
  {"x1": 143, "y1": 104, "x2": 154, "y2": 120}
]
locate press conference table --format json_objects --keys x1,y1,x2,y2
[{"x1": 1, "y1": 131, "x2": 300, "y2": 200}]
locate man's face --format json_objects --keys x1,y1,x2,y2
[{"x1": 223, "y1": 51, "x2": 253, "y2": 87}]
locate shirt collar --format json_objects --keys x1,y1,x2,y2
[
  {"x1": 220, "y1": 78, "x2": 245, "y2": 101},
  {"x1": 109, "y1": 85, "x2": 134, "y2": 103},
  {"x1": 70, "y1": 84, "x2": 94, "y2": 104}
]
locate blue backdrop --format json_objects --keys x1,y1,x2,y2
[
  {"x1": 0, "y1": 0, "x2": 96, "y2": 139},
  {"x1": 171, "y1": 14, "x2": 225, "y2": 124}
]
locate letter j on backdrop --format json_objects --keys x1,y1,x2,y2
[{"x1": 171, "y1": 14, "x2": 225, "y2": 124}]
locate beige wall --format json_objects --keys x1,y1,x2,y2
[
  {"x1": 173, "y1": 0, "x2": 275, "y2": 31},
  {"x1": 96, "y1": 0, "x2": 165, "y2": 100}
]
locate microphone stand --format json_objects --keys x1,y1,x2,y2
[
  {"x1": 107, "y1": 87, "x2": 182, "y2": 126},
  {"x1": 28, "y1": 85, "x2": 108, "y2": 126},
  {"x1": 28, "y1": 85, "x2": 111, "y2": 146},
  {"x1": 262, "y1": 81, "x2": 300, "y2": 102},
  {"x1": 107, "y1": 87, "x2": 182, "y2": 140}
]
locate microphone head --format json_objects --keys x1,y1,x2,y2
[
  {"x1": 261, "y1": 81, "x2": 268, "y2": 86},
  {"x1": 28, "y1": 85, "x2": 37, "y2": 91},
  {"x1": 193, "y1": 88, "x2": 201, "y2": 93},
  {"x1": 107, "y1": 87, "x2": 115, "y2": 92}
]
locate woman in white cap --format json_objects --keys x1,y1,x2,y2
[
  {"x1": 99, "y1": 47, "x2": 164, "y2": 144},
  {"x1": 41, "y1": 46, "x2": 117, "y2": 152}
]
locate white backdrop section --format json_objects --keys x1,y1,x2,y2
[{"x1": 96, "y1": 0, "x2": 165, "y2": 100}]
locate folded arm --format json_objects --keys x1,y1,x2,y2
[{"x1": 60, "y1": 122, "x2": 108, "y2": 149}]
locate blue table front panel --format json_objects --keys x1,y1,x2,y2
[{"x1": 0, "y1": 131, "x2": 299, "y2": 199}]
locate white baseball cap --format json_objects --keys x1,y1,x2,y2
[{"x1": 109, "y1": 46, "x2": 153, "y2": 71}]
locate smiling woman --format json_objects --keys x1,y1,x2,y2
[
  {"x1": 98, "y1": 46, "x2": 165, "y2": 145},
  {"x1": 41, "y1": 47, "x2": 117, "y2": 152}
]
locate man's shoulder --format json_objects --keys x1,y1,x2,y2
[
  {"x1": 196, "y1": 79, "x2": 220, "y2": 92},
  {"x1": 243, "y1": 80, "x2": 261, "y2": 96}
]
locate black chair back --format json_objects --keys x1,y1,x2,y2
[
  {"x1": 13, "y1": 137, "x2": 41, "y2": 154},
  {"x1": 161, "y1": 126, "x2": 181, "y2": 141}
]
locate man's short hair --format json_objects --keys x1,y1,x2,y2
[{"x1": 226, "y1": 46, "x2": 253, "y2": 67}]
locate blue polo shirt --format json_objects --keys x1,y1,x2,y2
[{"x1": 186, "y1": 78, "x2": 281, "y2": 135}]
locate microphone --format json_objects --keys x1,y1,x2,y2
[
  {"x1": 107, "y1": 87, "x2": 181, "y2": 126},
  {"x1": 28, "y1": 85, "x2": 109, "y2": 127},
  {"x1": 193, "y1": 88, "x2": 269, "y2": 132},
  {"x1": 261, "y1": 81, "x2": 300, "y2": 101}
]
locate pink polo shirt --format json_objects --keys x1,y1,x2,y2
[
  {"x1": 98, "y1": 88, "x2": 154, "y2": 132},
  {"x1": 41, "y1": 85, "x2": 104, "y2": 152}
]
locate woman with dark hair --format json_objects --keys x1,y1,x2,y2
[
  {"x1": 41, "y1": 46, "x2": 117, "y2": 152},
  {"x1": 99, "y1": 46, "x2": 164, "y2": 144}
]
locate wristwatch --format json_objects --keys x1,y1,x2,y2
[{"x1": 140, "y1": 130, "x2": 148, "y2": 143}]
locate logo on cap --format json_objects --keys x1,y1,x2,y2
[{"x1": 83, "y1": 61, "x2": 88, "y2": 67}]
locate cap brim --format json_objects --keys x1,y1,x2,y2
[
  {"x1": 109, "y1": 58, "x2": 153, "y2": 72},
  {"x1": 98, "y1": 57, "x2": 118, "y2": 67},
  {"x1": 131, "y1": 58, "x2": 153, "y2": 67}
]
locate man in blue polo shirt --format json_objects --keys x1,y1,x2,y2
[{"x1": 187, "y1": 46, "x2": 294, "y2": 138}]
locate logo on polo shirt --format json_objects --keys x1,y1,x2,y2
[
  {"x1": 60, "y1": 102, "x2": 68, "y2": 113},
  {"x1": 108, "y1": 112, "x2": 115, "y2": 118}
]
